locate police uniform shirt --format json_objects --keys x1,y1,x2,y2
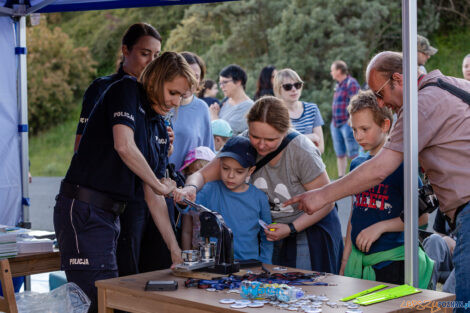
[
  {"x1": 76, "y1": 65, "x2": 127, "y2": 136},
  {"x1": 65, "y1": 76, "x2": 169, "y2": 202}
]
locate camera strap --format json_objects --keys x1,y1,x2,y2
[{"x1": 419, "y1": 78, "x2": 470, "y2": 105}]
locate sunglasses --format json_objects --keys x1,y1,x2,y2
[
  {"x1": 282, "y1": 82, "x2": 303, "y2": 91},
  {"x1": 374, "y1": 77, "x2": 392, "y2": 99}
]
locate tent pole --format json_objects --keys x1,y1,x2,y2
[
  {"x1": 15, "y1": 14, "x2": 32, "y2": 292},
  {"x1": 15, "y1": 15, "x2": 31, "y2": 229},
  {"x1": 402, "y1": 0, "x2": 419, "y2": 287}
]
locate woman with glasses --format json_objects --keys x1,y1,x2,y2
[
  {"x1": 178, "y1": 96, "x2": 343, "y2": 273},
  {"x1": 210, "y1": 64, "x2": 254, "y2": 135},
  {"x1": 273, "y1": 69, "x2": 325, "y2": 154}
]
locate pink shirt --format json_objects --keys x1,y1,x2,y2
[{"x1": 384, "y1": 70, "x2": 470, "y2": 213}]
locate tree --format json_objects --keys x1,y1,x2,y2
[{"x1": 27, "y1": 21, "x2": 95, "y2": 134}]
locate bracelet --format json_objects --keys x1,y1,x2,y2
[{"x1": 184, "y1": 184, "x2": 198, "y2": 191}]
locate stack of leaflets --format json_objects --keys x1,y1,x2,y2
[
  {"x1": 0, "y1": 231, "x2": 18, "y2": 258},
  {"x1": 17, "y1": 238, "x2": 54, "y2": 254},
  {"x1": 0, "y1": 225, "x2": 55, "y2": 256}
]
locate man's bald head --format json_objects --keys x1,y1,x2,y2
[{"x1": 366, "y1": 51, "x2": 403, "y2": 83}]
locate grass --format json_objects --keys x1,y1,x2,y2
[{"x1": 29, "y1": 104, "x2": 80, "y2": 177}]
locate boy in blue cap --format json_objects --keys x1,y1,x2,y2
[{"x1": 196, "y1": 136, "x2": 273, "y2": 263}]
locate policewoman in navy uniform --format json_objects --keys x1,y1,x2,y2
[
  {"x1": 74, "y1": 22, "x2": 162, "y2": 152},
  {"x1": 73, "y1": 23, "x2": 171, "y2": 279},
  {"x1": 54, "y1": 52, "x2": 195, "y2": 313}
]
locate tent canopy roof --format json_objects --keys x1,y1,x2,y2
[{"x1": 2, "y1": 0, "x2": 228, "y2": 14}]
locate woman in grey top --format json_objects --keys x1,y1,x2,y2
[
  {"x1": 179, "y1": 96, "x2": 343, "y2": 273},
  {"x1": 210, "y1": 64, "x2": 254, "y2": 135}
]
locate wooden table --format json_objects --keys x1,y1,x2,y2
[
  {"x1": 0, "y1": 251, "x2": 61, "y2": 313},
  {"x1": 96, "y1": 264, "x2": 455, "y2": 313}
]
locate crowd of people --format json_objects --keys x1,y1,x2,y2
[{"x1": 52, "y1": 22, "x2": 470, "y2": 312}]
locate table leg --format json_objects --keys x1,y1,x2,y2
[
  {"x1": 98, "y1": 287, "x2": 113, "y2": 313},
  {"x1": 0, "y1": 259, "x2": 18, "y2": 313}
]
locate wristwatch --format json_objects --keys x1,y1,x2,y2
[{"x1": 287, "y1": 223, "x2": 297, "y2": 236}]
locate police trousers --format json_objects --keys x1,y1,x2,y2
[{"x1": 53, "y1": 194, "x2": 120, "y2": 313}]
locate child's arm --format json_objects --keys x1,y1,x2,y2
[
  {"x1": 340, "y1": 198, "x2": 354, "y2": 275},
  {"x1": 259, "y1": 197, "x2": 274, "y2": 264},
  {"x1": 181, "y1": 214, "x2": 193, "y2": 250},
  {"x1": 355, "y1": 213, "x2": 429, "y2": 253}
]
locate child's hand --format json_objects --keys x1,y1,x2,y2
[
  {"x1": 174, "y1": 185, "x2": 197, "y2": 203},
  {"x1": 264, "y1": 223, "x2": 290, "y2": 241},
  {"x1": 355, "y1": 223, "x2": 384, "y2": 253},
  {"x1": 159, "y1": 178, "x2": 177, "y2": 196}
]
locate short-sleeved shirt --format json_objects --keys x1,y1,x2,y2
[
  {"x1": 332, "y1": 75, "x2": 360, "y2": 127},
  {"x1": 169, "y1": 96, "x2": 214, "y2": 170},
  {"x1": 290, "y1": 102, "x2": 324, "y2": 135},
  {"x1": 76, "y1": 66, "x2": 127, "y2": 135},
  {"x1": 350, "y1": 155, "x2": 408, "y2": 254},
  {"x1": 219, "y1": 99, "x2": 254, "y2": 136},
  {"x1": 65, "y1": 76, "x2": 169, "y2": 202},
  {"x1": 196, "y1": 181, "x2": 273, "y2": 263},
  {"x1": 384, "y1": 70, "x2": 470, "y2": 212},
  {"x1": 251, "y1": 132, "x2": 325, "y2": 224}
]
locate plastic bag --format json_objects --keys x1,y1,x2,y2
[{"x1": 16, "y1": 282, "x2": 90, "y2": 313}]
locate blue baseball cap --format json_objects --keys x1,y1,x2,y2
[
  {"x1": 218, "y1": 136, "x2": 256, "y2": 168},
  {"x1": 212, "y1": 119, "x2": 233, "y2": 138}
]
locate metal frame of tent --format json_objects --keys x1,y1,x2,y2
[{"x1": 0, "y1": 0, "x2": 421, "y2": 287}]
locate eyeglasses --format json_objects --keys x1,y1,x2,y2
[
  {"x1": 282, "y1": 82, "x2": 303, "y2": 91},
  {"x1": 374, "y1": 77, "x2": 391, "y2": 99},
  {"x1": 219, "y1": 79, "x2": 233, "y2": 87}
]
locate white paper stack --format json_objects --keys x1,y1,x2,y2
[
  {"x1": 17, "y1": 238, "x2": 54, "y2": 254},
  {"x1": 0, "y1": 232, "x2": 18, "y2": 258}
]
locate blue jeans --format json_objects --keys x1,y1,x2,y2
[
  {"x1": 453, "y1": 202, "x2": 470, "y2": 312},
  {"x1": 330, "y1": 122, "x2": 359, "y2": 158}
]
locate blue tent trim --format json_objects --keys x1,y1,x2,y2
[{"x1": 35, "y1": 0, "x2": 234, "y2": 13}]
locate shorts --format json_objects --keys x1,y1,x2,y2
[{"x1": 330, "y1": 122, "x2": 359, "y2": 158}]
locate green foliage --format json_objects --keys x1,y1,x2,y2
[
  {"x1": 27, "y1": 22, "x2": 95, "y2": 134},
  {"x1": 426, "y1": 28, "x2": 470, "y2": 79},
  {"x1": 58, "y1": 6, "x2": 187, "y2": 76},
  {"x1": 29, "y1": 104, "x2": 80, "y2": 176},
  {"x1": 164, "y1": 0, "x2": 440, "y2": 122}
]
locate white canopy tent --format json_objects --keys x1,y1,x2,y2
[{"x1": 0, "y1": 0, "x2": 421, "y2": 287}]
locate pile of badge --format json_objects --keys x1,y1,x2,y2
[{"x1": 215, "y1": 291, "x2": 364, "y2": 312}]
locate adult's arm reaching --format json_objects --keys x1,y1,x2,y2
[
  {"x1": 174, "y1": 158, "x2": 222, "y2": 202},
  {"x1": 143, "y1": 184, "x2": 182, "y2": 266},
  {"x1": 265, "y1": 171, "x2": 335, "y2": 241},
  {"x1": 113, "y1": 124, "x2": 176, "y2": 196},
  {"x1": 284, "y1": 147, "x2": 403, "y2": 215}
]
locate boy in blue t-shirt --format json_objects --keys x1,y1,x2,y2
[
  {"x1": 341, "y1": 90, "x2": 433, "y2": 287},
  {"x1": 196, "y1": 136, "x2": 273, "y2": 263}
]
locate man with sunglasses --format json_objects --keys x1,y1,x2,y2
[
  {"x1": 330, "y1": 60, "x2": 361, "y2": 178},
  {"x1": 287, "y1": 51, "x2": 470, "y2": 311}
]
